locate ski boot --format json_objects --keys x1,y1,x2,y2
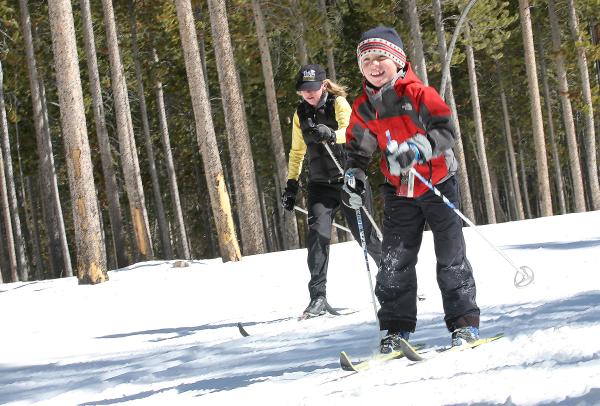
[
  {"x1": 380, "y1": 331, "x2": 410, "y2": 354},
  {"x1": 451, "y1": 326, "x2": 480, "y2": 347},
  {"x1": 302, "y1": 296, "x2": 327, "y2": 319}
]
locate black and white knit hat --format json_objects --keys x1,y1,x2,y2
[{"x1": 357, "y1": 26, "x2": 407, "y2": 75}]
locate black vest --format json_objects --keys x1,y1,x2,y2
[{"x1": 296, "y1": 94, "x2": 346, "y2": 183}]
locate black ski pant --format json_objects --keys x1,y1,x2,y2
[
  {"x1": 376, "y1": 176, "x2": 480, "y2": 333},
  {"x1": 306, "y1": 181, "x2": 381, "y2": 299}
]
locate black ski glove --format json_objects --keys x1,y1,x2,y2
[
  {"x1": 342, "y1": 168, "x2": 366, "y2": 209},
  {"x1": 281, "y1": 179, "x2": 299, "y2": 211},
  {"x1": 385, "y1": 133, "x2": 433, "y2": 176},
  {"x1": 311, "y1": 124, "x2": 337, "y2": 144}
]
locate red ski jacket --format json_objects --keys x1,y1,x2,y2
[{"x1": 346, "y1": 63, "x2": 457, "y2": 197}]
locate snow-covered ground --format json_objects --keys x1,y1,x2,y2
[{"x1": 1, "y1": 210, "x2": 600, "y2": 405}]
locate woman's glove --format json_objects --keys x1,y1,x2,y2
[
  {"x1": 311, "y1": 124, "x2": 336, "y2": 144},
  {"x1": 281, "y1": 179, "x2": 299, "y2": 211}
]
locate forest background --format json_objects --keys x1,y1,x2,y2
[{"x1": 0, "y1": 0, "x2": 598, "y2": 285}]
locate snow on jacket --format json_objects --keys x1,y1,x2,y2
[
  {"x1": 345, "y1": 63, "x2": 458, "y2": 197},
  {"x1": 287, "y1": 92, "x2": 352, "y2": 184}
]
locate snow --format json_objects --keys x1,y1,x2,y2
[{"x1": 1, "y1": 210, "x2": 600, "y2": 405}]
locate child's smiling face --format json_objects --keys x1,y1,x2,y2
[{"x1": 361, "y1": 55, "x2": 398, "y2": 87}]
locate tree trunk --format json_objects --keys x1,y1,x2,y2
[
  {"x1": 517, "y1": 0, "x2": 553, "y2": 216},
  {"x1": 251, "y1": 0, "x2": 300, "y2": 250},
  {"x1": 12, "y1": 103, "x2": 33, "y2": 261},
  {"x1": 192, "y1": 6, "x2": 212, "y2": 100},
  {"x1": 490, "y1": 171, "x2": 506, "y2": 223},
  {"x1": 504, "y1": 151, "x2": 515, "y2": 220},
  {"x1": 39, "y1": 78, "x2": 73, "y2": 278},
  {"x1": 566, "y1": 0, "x2": 600, "y2": 210},
  {"x1": 101, "y1": 0, "x2": 154, "y2": 261},
  {"x1": 31, "y1": 20, "x2": 66, "y2": 275},
  {"x1": 536, "y1": 23, "x2": 567, "y2": 214},
  {"x1": 271, "y1": 208, "x2": 282, "y2": 252},
  {"x1": 152, "y1": 48, "x2": 191, "y2": 260},
  {"x1": 272, "y1": 174, "x2": 286, "y2": 249},
  {"x1": 548, "y1": 0, "x2": 586, "y2": 213},
  {"x1": 0, "y1": 92, "x2": 18, "y2": 282},
  {"x1": 25, "y1": 177, "x2": 43, "y2": 280},
  {"x1": 79, "y1": 0, "x2": 128, "y2": 268},
  {"x1": 405, "y1": 0, "x2": 428, "y2": 85},
  {"x1": 175, "y1": 0, "x2": 241, "y2": 262},
  {"x1": 128, "y1": 0, "x2": 172, "y2": 259},
  {"x1": 12, "y1": 96, "x2": 31, "y2": 253},
  {"x1": 291, "y1": 0, "x2": 309, "y2": 65},
  {"x1": 516, "y1": 127, "x2": 533, "y2": 218},
  {"x1": 503, "y1": 176, "x2": 514, "y2": 220},
  {"x1": 0, "y1": 240, "x2": 3, "y2": 282},
  {"x1": 0, "y1": 219, "x2": 6, "y2": 282},
  {"x1": 12, "y1": 106, "x2": 40, "y2": 278},
  {"x1": 0, "y1": 61, "x2": 27, "y2": 281},
  {"x1": 432, "y1": 0, "x2": 475, "y2": 220},
  {"x1": 318, "y1": 0, "x2": 337, "y2": 81},
  {"x1": 499, "y1": 80, "x2": 525, "y2": 220},
  {"x1": 48, "y1": 0, "x2": 108, "y2": 284},
  {"x1": 590, "y1": 18, "x2": 600, "y2": 85},
  {"x1": 194, "y1": 162, "x2": 219, "y2": 258},
  {"x1": 256, "y1": 174, "x2": 273, "y2": 251},
  {"x1": 464, "y1": 25, "x2": 495, "y2": 224},
  {"x1": 208, "y1": 0, "x2": 266, "y2": 255},
  {"x1": 19, "y1": 0, "x2": 72, "y2": 278}
]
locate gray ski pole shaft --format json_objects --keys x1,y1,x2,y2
[
  {"x1": 293, "y1": 205, "x2": 352, "y2": 234},
  {"x1": 356, "y1": 207, "x2": 382, "y2": 341},
  {"x1": 322, "y1": 142, "x2": 383, "y2": 241},
  {"x1": 409, "y1": 167, "x2": 534, "y2": 288},
  {"x1": 346, "y1": 171, "x2": 382, "y2": 341}
]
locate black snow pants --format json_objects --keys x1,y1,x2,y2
[
  {"x1": 306, "y1": 180, "x2": 381, "y2": 299},
  {"x1": 376, "y1": 176, "x2": 480, "y2": 332}
]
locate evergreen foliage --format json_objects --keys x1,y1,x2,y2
[{"x1": 0, "y1": 0, "x2": 598, "y2": 280}]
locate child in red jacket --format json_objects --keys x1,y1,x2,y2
[{"x1": 342, "y1": 26, "x2": 480, "y2": 353}]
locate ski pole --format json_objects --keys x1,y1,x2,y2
[
  {"x1": 409, "y1": 167, "x2": 534, "y2": 288},
  {"x1": 293, "y1": 205, "x2": 352, "y2": 234},
  {"x1": 346, "y1": 171, "x2": 382, "y2": 341},
  {"x1": 322, "y1": 141, "x2": 383, "y2": 241}
]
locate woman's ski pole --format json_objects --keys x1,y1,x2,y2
[
  {"x1": 293, "y1": 205, "x2": 352, "y2": 234},
  {"x1": 322, "y1": 142, "x2": 383, "y2": 241}
]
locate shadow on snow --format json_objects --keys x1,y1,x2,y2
[
  {"x1": 1, "y1": 290, "x2": 599, "y2": 405},
  {"x1": 501, "y1": 238, "x2": 600, "y2": 251}
]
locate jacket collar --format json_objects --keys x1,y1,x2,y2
[{"x1": 302, "y1": 91, "x2": 329, "y2": 110}]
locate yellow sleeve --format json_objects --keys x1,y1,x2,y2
[
  {"x1": 287, "y1": 111, "x2": 306, "y2": 181},
  {"x1": 334, "y1": 96, "x2": 352, "y2": 144}
]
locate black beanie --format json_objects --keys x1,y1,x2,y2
[{"x1": 357, "y1": 26, "x2": 407, "y2": 75}]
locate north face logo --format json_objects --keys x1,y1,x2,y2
[
  {"x1": 303, "y1": 69, "x2": 317, "y2": 81},
  {"x1": 402, "y1": 102, "x2": 413, "y2": 111}
]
